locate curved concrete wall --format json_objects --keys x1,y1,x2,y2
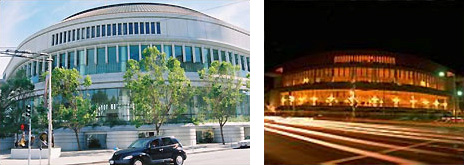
[
  {"x1": 0, "y1": 137, "x2": 14, "y2": 151},
  {"x1": 106, "y1": 131, "x2": 138, "y2": 149},
  {"x1": 162, "y1": 127, "x2": 196, "y2": 146},
  {"x1": 213, "y1": 126, "x2": 244, "y2": 143},
  {"x1": 53, "y1": 129, "x2": 85, "y2": 151}
]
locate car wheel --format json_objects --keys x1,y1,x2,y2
[
  {"x1": 132, "y1": 158, "x2": 144, "y2": 165},
  {"x1": 173, "y1": 155, "x2": 184, "y2": 165}
]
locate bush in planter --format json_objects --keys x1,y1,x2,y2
[{"x1": 202, "y1": 130, "x2": 214, "y2": 143}]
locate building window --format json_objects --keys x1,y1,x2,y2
[
  {"x1": 213, "y1": 49, "x2": 219, "y2": 61},
  {"x1": 246, "y1": 57, "x2": 250, "y2": 72},
  {"x1": 96, "y1": 25, "x2": 100, "y2": 37},
  {"x1": 155, "y1": 45, "x2": 161, "y2": 52},
  {"x1": 52, "y1": 34, "x2": 55, "y2": 46},
  {"x1": 204, "y1": 48, "x2": 211, "y2": 67},
  {"x1": 107, "y1": 24, "x2": 111, "y2": 36},
  {"x1": 145, "y1": 22, "x2": 150, "y2": 34},
  {"x1": 102, "y1": 25, "x2": 106, "y2": 37},
  {"x1": 140, "y1": 45, "x2": 148, "y2": 60},
  {"x1": 68, "y1": 30, "x2": 71, "y2": 42},
  {"x1": 129, "y1": 23, "x2": 133, "y2": 34},
  {"x1": 112, "y1": 24, "x2": 117, "y2": 36},
  {"x1": 59, "y1": 32, "x2": 62, "y2": 44},
  {"x1": 156, "y1": 22, "x2": 161, "y2": 34},
  {"x1": 63, "y1": 31, "x2": 67, "y2": 43},
  {"x1": 134, "y1": 22, "x2": 139, "y2": 34},
  {"x1": 81, "y1": 28, "x2": 85, "y2": 40},
  {"x1": 31, "y1": 62, "x2": 36, "y2": 76},
  {"x1": 107, "y1": 46, "x2": 118, "y2": 73},
  {"x1": 241, "y1": 55, "x2": 246, "y2": 71},
  {"x1": 195, "y1": 47, "x2": 202, "y2": 63},
  {"x1": 117, "y1": 23, "x2": 122, "y2": 35},
  {"x1": 235, "y1": 54, "x2": 240, "y2": 68},
  {"x1": 86, "y1": 48, "x2": 96, "y2": 74},
  {"x1": 91, "y1": 26, "x2": 95, "y2": 38},
  {"x1": 229, "y1": 52, "x2": 234, "y2": 65},
  {"x1": 72, "y1": 29, "x2": 76, "y2": 41},
  {"x1": 69, "y1": 51, "x2": 75, "y2": 69},
  {"x1": 221, "y1": 51, "x2": 226, "y2": 62},
  {"x1": 151, "y1": 22, "x2": 155, "y2": 34},
  {"x1": 55, "y1": 33, "x2": 59, "y2": 45},
  {"x1": 130, "y1": 45, "x2": 139, "y2": 61},
  {"x1": 185, "y1": 46, "x2": 193, "y2": 62},
  {"x1": 123, "y1": 23, "x2": 127, "y2": 35},
  {"x1": 76, "y1": 29, "x2": 80, "y2": 41},
  {"x1": 140, "y1": 22, "x2": 145, "y2": 34},
  {"x1": 164, "y1": 45, "x2": 172, "y2": 58},
  {"x1": 97, "y1": 48, "x2": 105, "y2": 74},
  {"x1": 86, "y1": 27, "x2": 90, "y2": 39},
  {"x1": 60, "y1": 53, "x2": 66, "y2": 69},
  {"x1": 175, "y1": 45, "x2": 183, "y2": 62}
]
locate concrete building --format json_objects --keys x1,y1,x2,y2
[
  {"x1": 266, "y1": 50, "x2": 460, "y2": 118},
  {"x1": 3, "y1": 3, "x2": 249, "y2": 151}
]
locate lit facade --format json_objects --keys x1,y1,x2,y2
[{"x1": 268, "y1": 50, "x2": 456, "y2": 113}]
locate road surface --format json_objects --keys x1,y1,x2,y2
[{"x1": 265, "y1": 116, "x2": 464, "y2": 164}]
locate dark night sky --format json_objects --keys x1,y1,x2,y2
[{"x1": 265, "y1": 1, "x2": 464, "y2": 74}]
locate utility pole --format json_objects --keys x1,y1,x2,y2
[
  {"x1": 47, "y1": 54, "x2": 53, "y2": 165},
  {"x1": 26, "y1": 104, "x2": 31, "y2": 165}
]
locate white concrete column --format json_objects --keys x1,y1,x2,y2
[
  {"x1": 192, "y1": 45, "x2": 196, "y2": 63},
  {"x1": 182, "y1": 44, "x2": 186, "y2": 62},
  {"x1": 74, "y1": 49, "x2": 78, "y2": 66},
  {"x1": 139, "y1": 43, "x2": 142, "y2": 60},
  {"x1": 84, "y1": 48, "x2": 87, "y2": 65},
  {"x1": 172, "y1": 44, "x2": 175, "y2": 58},
  {"x1": 116, "y1": 45, "x2": 119, "y2": 63},
  {"x1": 201, "y1": 46, "x2": 205, "y2": 63},
  {"x1": 209, "y1": 48, "x2": 213, "y2": 63},
  {"x1": 127, "y1": 43, "x2": 130, "y2": 60},
  {"x1": 105, "y1": 45, "x2": 108, "y2": 64},
  {"x1": 94, "y1": 45, "x2": 97, "y2": 65},
  {"x1": 65, "y1": 52, "x2": 68, "y2": 68},
  {"x1": 161, "y1": 43, "x2": 164, "y2": 52},
  {"x1": 219, "y1": 50, "x2": 223, "y2": 62}
]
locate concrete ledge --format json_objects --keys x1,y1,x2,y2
[{"x1": 10, "y1": 147, "x2": 61, "y2": 159}]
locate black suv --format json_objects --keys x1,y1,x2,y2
[{"x1": 109, "y1": 136, "x2": 187, "y2": 165}]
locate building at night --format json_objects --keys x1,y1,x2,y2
[
  {"x1": 3, "y1": 3, "x2": 249, "y2": 150},
  {"x1": 266, "y1": 50, "x2": 460, "y2": 118}
]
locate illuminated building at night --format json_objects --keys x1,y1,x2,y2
[{"x1": 266, "y1": 50, "x2": 460, "y2": 116}]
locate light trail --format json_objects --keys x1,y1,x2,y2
[
  {"x1": 264, "y1": 123, "x2": 453, "y2": 157},
  {"x1": 264, "y1": 127, "x2": 425, "y2": 165}
]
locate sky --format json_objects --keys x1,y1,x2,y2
[
  {"x1": 0, "y1": 0, "x2": 250, "y2": 78},
  {"x1": 265, "y1": 1, "x2": 464, "y2": 74}
]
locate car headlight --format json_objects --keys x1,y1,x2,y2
[{"x1": 123, "y1": 155, "x2": 133, "y2": 160}]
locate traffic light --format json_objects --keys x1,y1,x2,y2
[
  {"x1": 20, "y1": 124, "x2": 25, "y2": 131},
  {"x1": 25, "y1": 105, "x2": 31, "y2": 118}
]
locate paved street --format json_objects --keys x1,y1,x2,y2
[
  {"x1": 185, "y1": 148, "x2": 250, "y2": 165},
  {"x1": 265, "y1": 116, "x2": 464, "y2": 164}
]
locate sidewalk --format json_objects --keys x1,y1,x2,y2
[{"x1": 0, "y1": 143, "x2": 238, "y2": 165}]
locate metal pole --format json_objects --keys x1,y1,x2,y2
[
  {"x1": 47, "y1": 54, "x2": 53, "y2": 165},
  {"x1": 453, "y1": 75, "x2": 457, "y2": 123},
  {"x1": 28, "y1": 114, "x2": 31, "y2": 165}
]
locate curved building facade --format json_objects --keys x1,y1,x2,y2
[
  {"x1": 4, "y1": 3, "x2": 250, "y2": 122},
  {"x1": 268, "y1": 50, "x2": 456, "y2": 114}
]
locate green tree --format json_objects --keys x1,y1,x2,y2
[
  {"x1": 198, "y1": 61, "x2": 249, "y2": 145},
  {"x1": 124, "y1": 46, "x2": 192, "y2": 135},
  {"x1": 49, "y1": 68, "x2": 96, "y2": 151},
  {"x1": 0, "y1": 69, "x2": 34, "y2": 137}
]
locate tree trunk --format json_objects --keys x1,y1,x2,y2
[
  {"x1": 73, "y1": 129, "x2": 81, "y2": 151},
  {"x1": 156, "y1": 124, "x2": 160, "y2": 136},
  {"x1": 220, "y1": 124, "x2": 225, "y2": 145}
]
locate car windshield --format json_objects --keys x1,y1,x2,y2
[{"x1": 128, "y1": 139, "x2": 151, "y2": 148}]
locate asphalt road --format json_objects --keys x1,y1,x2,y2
[
  {"x1": 265, "y1": 116, "x2": 464, "y2": 165},
  {"x1": 185, "y1": 148, "x2": 250, "y2": 165}
]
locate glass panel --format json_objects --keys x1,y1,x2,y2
[
  {"x1": 129, "y1": 23, "x2": 133, "y2": 34},
  {"x1": 213, "y1": 49, "x2": 219, "y2": 62},
  {"x1": 52, "y1": 35, "x2": 54, "y2": 46},
  {"x1": 97, "y1": 48, "x2": 106, "y2": 74},
  {"x1": 59, "y1": 32, "x2": 62, "y2": 44},
  {"x1": 119, "y1": 46, "x2": 127, "y2": 72},
  {"x1": 78, "y1": 50, "x2": 84, "y2": 74},
  {"x1": 185, "y1": 46, "x2": 193, "y2": 62},
  {"x1": 112, "y1": 24, "x2": 116, "y2": 36},
  {"x1": 221, "y1": 51, "x2": 226, "y2": 62},
  {"x1": 241, "y1": 55, "x2": 246, "y2": 71},
  {"x1": 123, "y1": 23, "x2": 127, "y2": 35},
  {"x1": 155, "y1": 45, "x2": 161, "y2": 52},
  {"x1": 117, "y1": 23, "x2": 122, "y2": 35},
  {"x1": 156, "y1": 22, "x2": 161, "y2": 34},
  {"x1": 195, "y1": 47, "x2": 202, "y2": 63},
  {"x1": 107, "y1": 46, "x2": 118, "y2": 73},
  {"x1": 31, "y1": 62, "x2": 36, "y2": 76},
  {"x1": 174, "y1": 45, "x2": 183, "y2": 62},
  {"x1": 140, "y1": 22, "x2": 144, "y2": 34},
  {"x1": 86, "y1": 49, "x2": 96, "y2": 74},
  {"x1": 107, "y1": 24, "x2": 111, "y2": 36},
  {"x1": 68, "y1": 30, "x2": 71, "y2": 42},
  {"x1": 134, "y1": 22, "x2": 139, "y2": 34},
  {"x1": 96, "y1": 25, "x2": 100, "y2": 37},
  {"x1": 229, "y1": 52, "x2": 234, "y2": 65},
  {"x1": 163, "y1": 45, "x2": 172, "y2": 58},
  {"x1": 151, "y1": 22, "x2": 155, "y2": 34},
  {"x1": 130, "y1": 45, "x2": 139, "y2": 61},
  {"x1": 81, "y1": 28, "x2": 85, "y2": 39},
  {"x1": 141, "y1": 45, "x2": 148, "y2": 60},
  {"x1": 235, "y1": 54, "x2": 240, "y2": 68},
  {"x1": 102, "y1": 25, "x2": 106, "y2": 37},
  {"x1": 246, "y1": 57, "x2": 250, "y2": 72},
  {"x1": 72, "y1": 29, "x2": 76, "y2": 41},
  {"x1": 38, "y1": 61, "x2": 43, "y2": 76},
  {"x1": 86, "y1": 27, "x2": 90, "y2": 39},
  {"x1": 91, "y1": 26, "x2": 95, "y2": 38},
  {"x1": 63, "y1": 31, "x2": 66, "y2": 43},
  {"x1": 55, "y1": 33, "x2": 59, "y2": 45},
  {"x1": 145, "y1": 22, "x2": 150, "y2": 34},
  {"x1": 60, "y1": 53, "x2": 66, "y2": 69},
  {"x1": 69, "y1": 51, "x2": 75, "y2": 69},
  {"x1": 204, "y1": 48, "x2": 210, "y2": 67}
]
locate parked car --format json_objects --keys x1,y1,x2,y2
[
  {"x1": 109, "y1": 136, "x2": 186, "y2": 165},
  {"x1": 438, "y1": 116, "x2": 464, "y2": 123},
  {"x1": 238, "y1": 136, "x2": 250, "y2": 148}
]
